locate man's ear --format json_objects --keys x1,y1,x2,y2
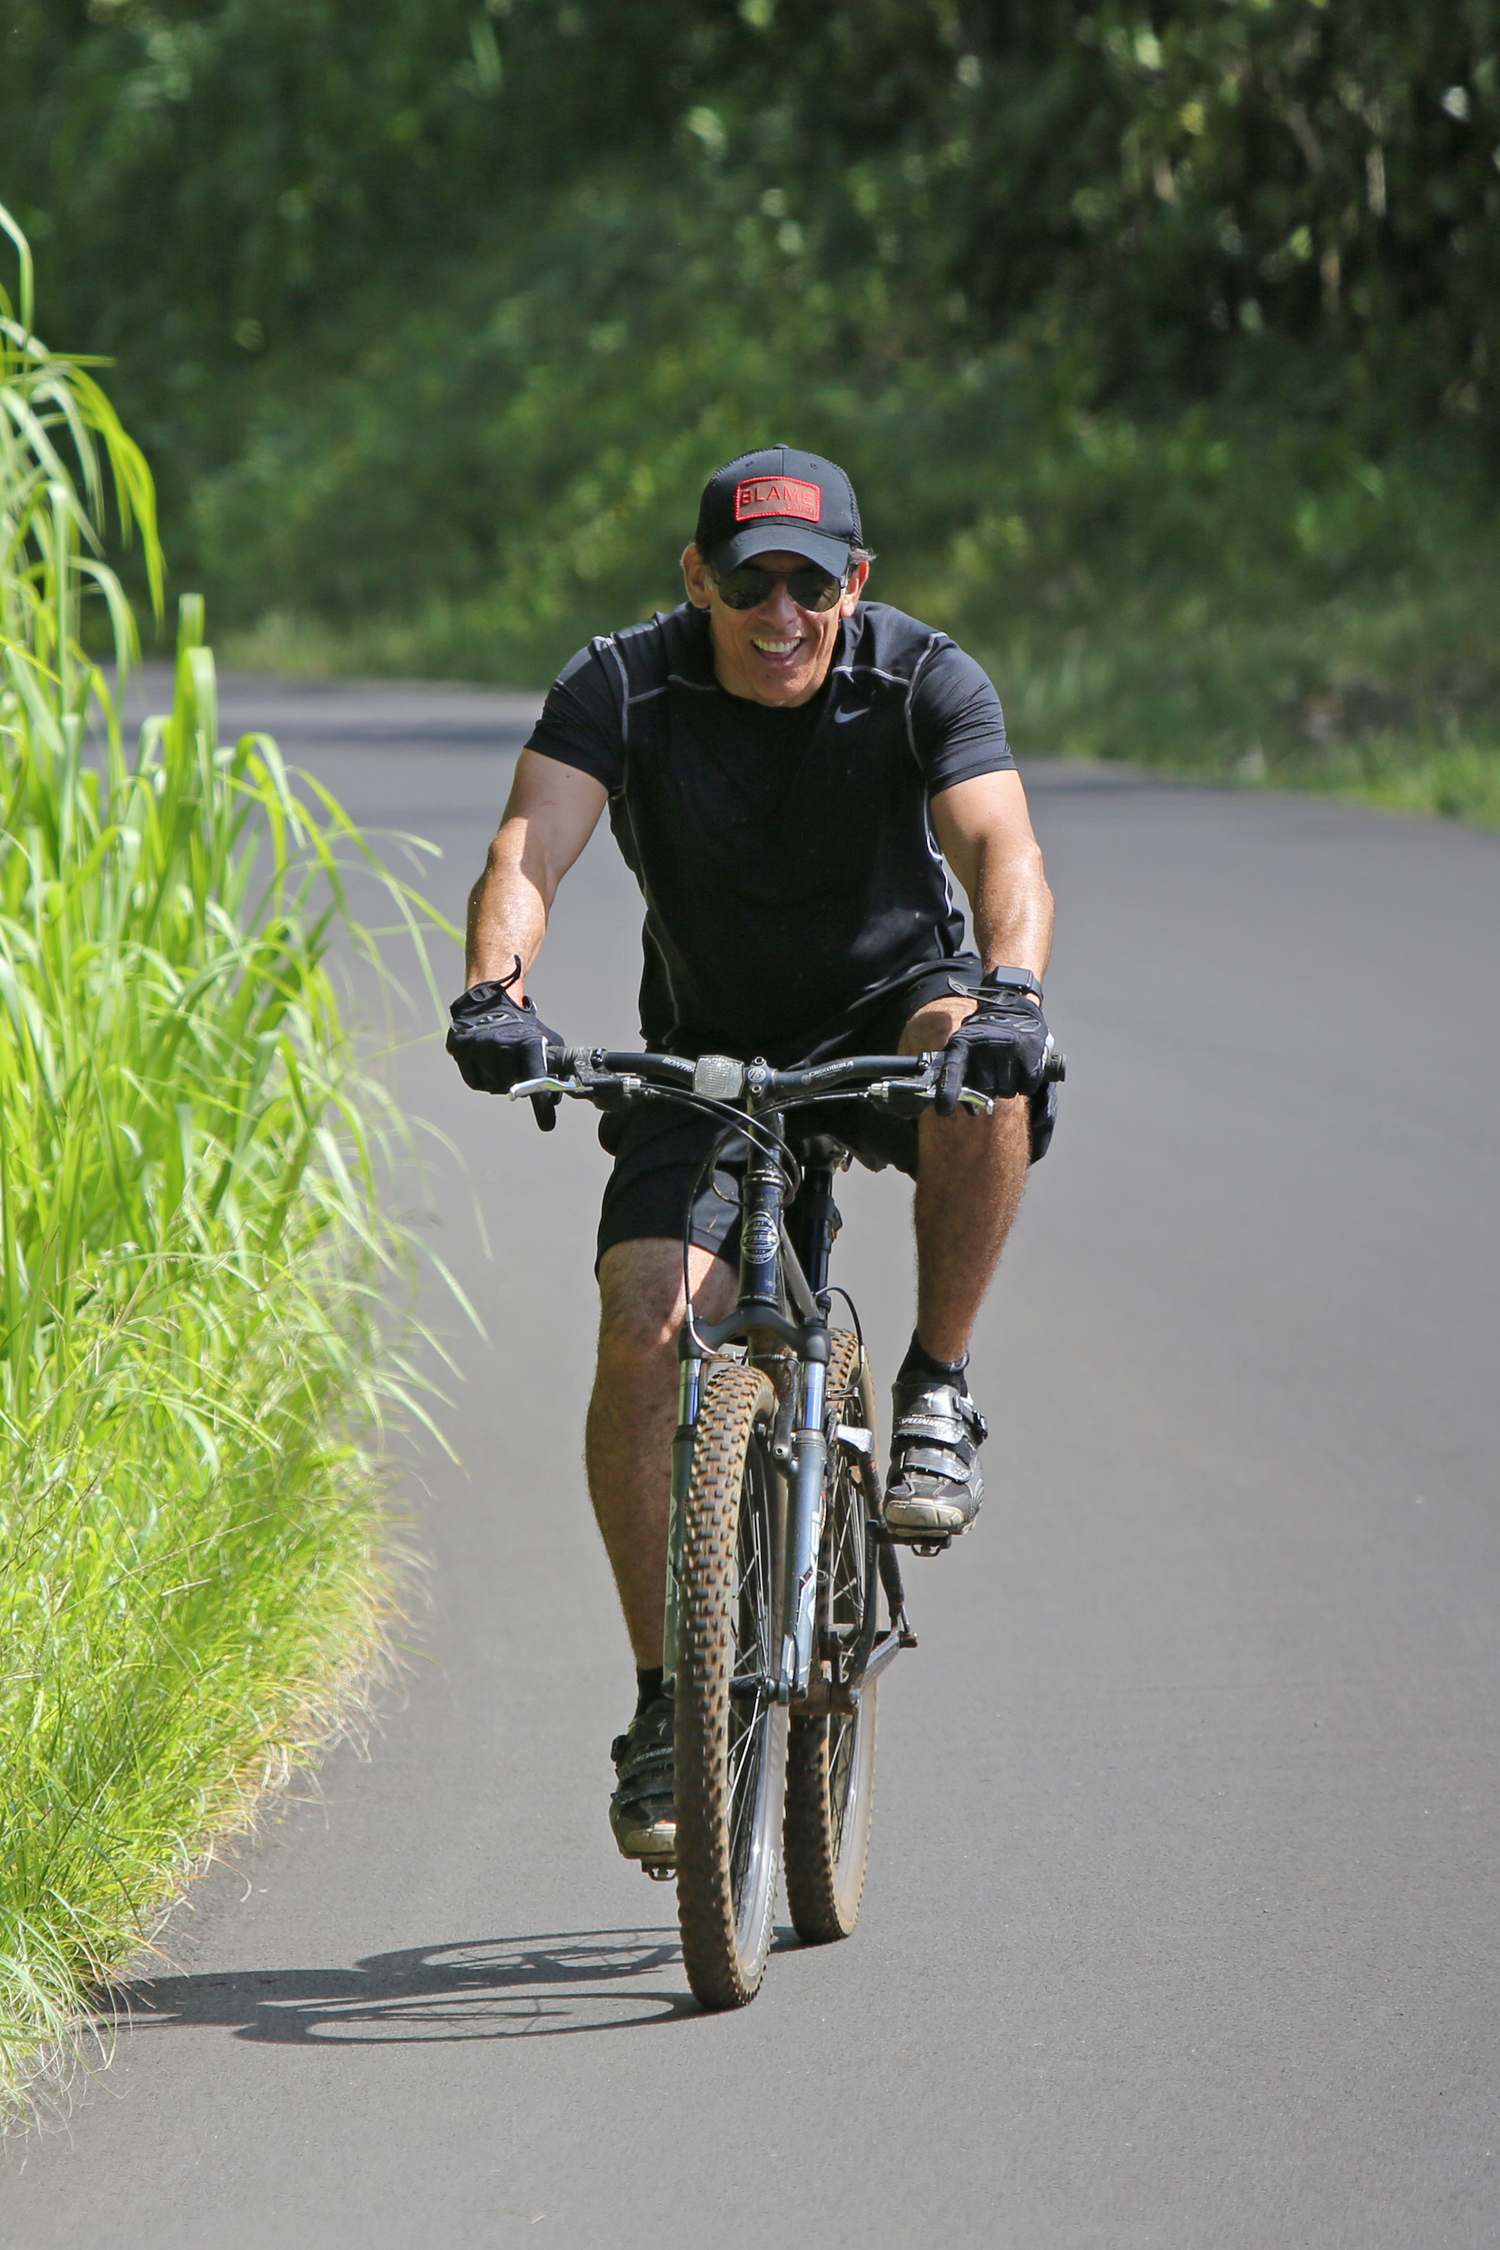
[
  {"x1": 840, "y1": 557, "x2": 870, "y2": 614},
  {"x1": 682, "y1": 543, "x2": 714, "y2": 610}
]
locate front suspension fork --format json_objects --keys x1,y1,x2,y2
[
  {"x1": 662, "y1": 1331, "x2": 832, "y2": 1705},
  {"x1": 778, "y1": 1339, "x2": 829, "y2": 1704}
]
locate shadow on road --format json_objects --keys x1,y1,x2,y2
[{"x1": 102, "y1": 1930, "x2": 701, "y2": 2045}]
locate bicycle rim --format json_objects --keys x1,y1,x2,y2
[{"x1": 674, "y1": 1364, "x2": 786, "y2": 2009}]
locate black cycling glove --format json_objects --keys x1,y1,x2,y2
[
  {"x1": 445, "y1": 959, "x2": 562, "y2": 1130},
  {"x1": 935, "y1": 969, "x2": 1052, "y2": 1116}
]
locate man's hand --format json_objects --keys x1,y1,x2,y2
[
  {"x1": 935, "y1": 970, "x2": 1052, "y2": 1116},
  {"x1": 445, "y1": 961, "x2": 563, "y2": 1130}
]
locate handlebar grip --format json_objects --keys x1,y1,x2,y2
[{"x1": 1045, "y1": 1048, "x2": 1067, "y2": 1084}]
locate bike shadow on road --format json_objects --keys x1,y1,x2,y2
[{"x1": 99, "y1": 1930, "x2": 707, "y2": 2046}]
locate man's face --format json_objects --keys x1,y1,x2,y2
[{"x1": 681, "y1": 544, "x2": 869, "y2": 708}]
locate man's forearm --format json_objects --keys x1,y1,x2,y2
[
  {"x1": 463, "y1": 823, "x2": 551, "y2": 993},
  {"x1": 970, "y1": 837, "x2": 1055, "y2": 989}
]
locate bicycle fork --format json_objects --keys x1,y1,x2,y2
[
  {"x1": 661, "y1": 1336, "x2": 829, "y2": 1706},
  {"x1": 774, "y1": 1340, "x2": 828, "y2": 1704}
]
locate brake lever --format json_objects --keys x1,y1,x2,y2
[
  {"x1": 867, "y1": 1078, "x2": 992, "y2": 1118},
  {"x1": 507, "y1": 1075, "x2": 573, "y2": 1101},
  {"x1": 508, "y1": 1073, "x2": 645, "y2": 1104}
]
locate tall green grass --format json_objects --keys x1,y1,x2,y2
[{"x1": 0, "y1": 209, "x2": 447, "y2": 2115}]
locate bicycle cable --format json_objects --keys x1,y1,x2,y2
[
  {"x1": 825, "y1": 1284, "x2": 866, "y2": 1387},
  {"x1": 679, "y1": 1108, "x2": 802, "y2": 1358},
  {"x1": 674, "y1": 1077, "x2": 933, "y2": 1355}
]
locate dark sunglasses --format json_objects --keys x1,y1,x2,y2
[{"x1": 713, "y1": 562, "x2": 846, "y2": 613}]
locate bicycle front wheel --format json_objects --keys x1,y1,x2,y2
[
  {"x1": 674, "y1": 1363, "x2": 787, "y2": 2010},
  {"x1": 783, "y1": 1329, "x2": 880, "y2": 1942}
]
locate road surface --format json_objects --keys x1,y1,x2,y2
[{"x1": 6, "y1": 672, "x2": 1499, "y2": 2248}]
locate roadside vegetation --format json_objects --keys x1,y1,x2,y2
[
  {"x1": 4, "y1": 1, "x2": 1495, "y2": 824},
  {"x1": 0, "y1": 213, "x2": 447, "y2": 2117},
  {"x1": 214, "y1": 349, "x2": 1500, "y2": 827}
]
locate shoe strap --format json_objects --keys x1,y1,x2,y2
[{"x1": 892, "y1": 1381, "x2": 987, "y2": 1449}]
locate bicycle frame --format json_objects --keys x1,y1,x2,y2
[
  {"x1": 662, "y1": 1101, "x2": 909, "y2": 1712},
  {"x1": 509, "y1": 1037, "x2": 1007, "y2": 1714}
]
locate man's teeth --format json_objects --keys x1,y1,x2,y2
[{"x1": 752, "y1": 636, "x2": 799, "y2": 654}]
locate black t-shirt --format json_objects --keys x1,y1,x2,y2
[{"x1": 527, "y1": 600, "x2": 1015, "y2": 1059}]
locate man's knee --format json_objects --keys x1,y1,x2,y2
[
  {"x1": 595, "y1": 1240, "x2": 735, "y2": 1367},
  {"x1": 900, "y1": 997, "x2": 1031, "y2": 1168}
]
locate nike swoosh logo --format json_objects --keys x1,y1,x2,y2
[{"x1": 833, "y1": 705, "x2": 871, "y2": 725}]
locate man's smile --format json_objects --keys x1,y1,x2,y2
[{"x1": 749, "y1": 631, "x2": 807, "y2": 670}]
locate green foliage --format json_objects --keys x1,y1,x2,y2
[
  {"x1": 7, "y1": 0, "x2": 1496, "y2": 418},
  {"x1": 158, "y1": 193, "x2": 1493, "y2": 807},
  {"x1": 2, "y1": 2, "x2": 1497, "y2": 813},
  {"x1": 0, "y1": 212, "x2": 448, "y2": 2112},
  {"x1": 899, "y1": 396, "x2": 1500, "y2": 791}
]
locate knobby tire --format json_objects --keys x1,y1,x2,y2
[{"x1": 674, "y1": 1363, "x2": 786, "y2": 2010}]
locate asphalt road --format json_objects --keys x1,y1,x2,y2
[{"x1": 6, "y1": 672, "x2": 1499, "y2": 2248}]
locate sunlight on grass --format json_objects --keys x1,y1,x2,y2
[{"x1": 0, "y1": 207, "x2": 453, "y2": 2120}]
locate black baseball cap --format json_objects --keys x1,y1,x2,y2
[{"x1": 695, "y1": 445, "x2": 863, "y2": 578}]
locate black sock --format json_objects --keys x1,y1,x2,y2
[
  {"x1": 634, "y1": 1665, "x2": 665, "y2": 1715},
  {"x1": 899, "y1": 1330, "x2": 969, "y2": 1393}
]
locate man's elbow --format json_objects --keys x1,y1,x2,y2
[
  {"x1": 485, "y1": 817, "x2": 561, "y2": 911},
  {"x1": 977, "y1": 833, "x2": 1050, "y2": 905}
]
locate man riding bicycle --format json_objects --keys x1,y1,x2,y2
[{"x1": 447, "y1": 446, "x2": 1057, "y2": 1865}]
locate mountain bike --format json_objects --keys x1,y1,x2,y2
[{"x1": 510, "y1": 1039, "x2": 1063, "y2": 2010}]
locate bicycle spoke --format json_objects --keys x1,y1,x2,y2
[
  {"x1": 729, "y1": 1716, "x2": 763, "y2": 1876},
  {"x1": 829, "y1": 1714, "x2": 855, "y2": 1854},
  {"x1": 726, "y1": 1437, "x2": 775, "y2": 1892},
  {"x1": 728, "y1": 1699, "x2": 762, "y2": 1806}
]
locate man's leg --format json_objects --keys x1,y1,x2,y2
[
  {"x1": 882, "y1": 994, "x2": 1031, "y2": 1538},
  {"x1": 900, "y1": 994, "x2": 1031, "y2": 1362},
  {"x1": 586, "y1": 1236, "x2": 737, "y2": 1860},
  {"x1": 585, "y1": 1238, "x2": 737, "y2": 1666}
]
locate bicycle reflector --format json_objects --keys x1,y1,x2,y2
[{"x1": 693, "y1": 1054, "x2": 747, "y2": 1101}]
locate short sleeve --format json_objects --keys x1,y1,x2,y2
[
  {"x1": 909, "y1": 640, "x2": 1014, "y2": 795},
  {"x1": 526, "y1": 638, "x2": 626, "y2": 790}
]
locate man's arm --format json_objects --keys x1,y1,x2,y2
[
  {"x1": 463, "y1": 748, "x2": 609, "y2": 994},
  {"x1": 930, "y1": 769, "x2": 1054, "y2": 993}
]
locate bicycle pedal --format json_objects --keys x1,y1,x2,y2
[
  {"x1": 909, "y1": 1538, "x2": 951, "y2": 1558},
  {"x1": 641, "y1": 1859, "x2": 676, "y2": 1883}
]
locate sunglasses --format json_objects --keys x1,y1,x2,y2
[{"x1": 713, "y1": 562, "x2": 846, "y2": 613}]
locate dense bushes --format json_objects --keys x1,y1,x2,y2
[
  {"x1": 6, "y1": 1, "x2": 1496, "y2": 421},
  {"x1": 1, "y1": 4, "x2": 1495, "y2": 811}
]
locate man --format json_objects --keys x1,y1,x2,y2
[{"x1": 447, "y1": 446, "x2": 1057, "y2": 1863}]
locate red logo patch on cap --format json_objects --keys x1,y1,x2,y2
[{"x1": 734, "y1": 475, "x2": 822, "y2": 524}]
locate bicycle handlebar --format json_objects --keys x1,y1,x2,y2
[{"x1": 508, "y1": 1039, "x2": 1065, "y2": 1114}]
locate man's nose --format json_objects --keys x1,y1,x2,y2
[{"x1": 757, "y1": 579, "x2": 801, "y2": 630}]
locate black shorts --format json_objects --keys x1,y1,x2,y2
[{"x1": 595, "y1": 954, "x2": 1058, "y2": 1272}]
